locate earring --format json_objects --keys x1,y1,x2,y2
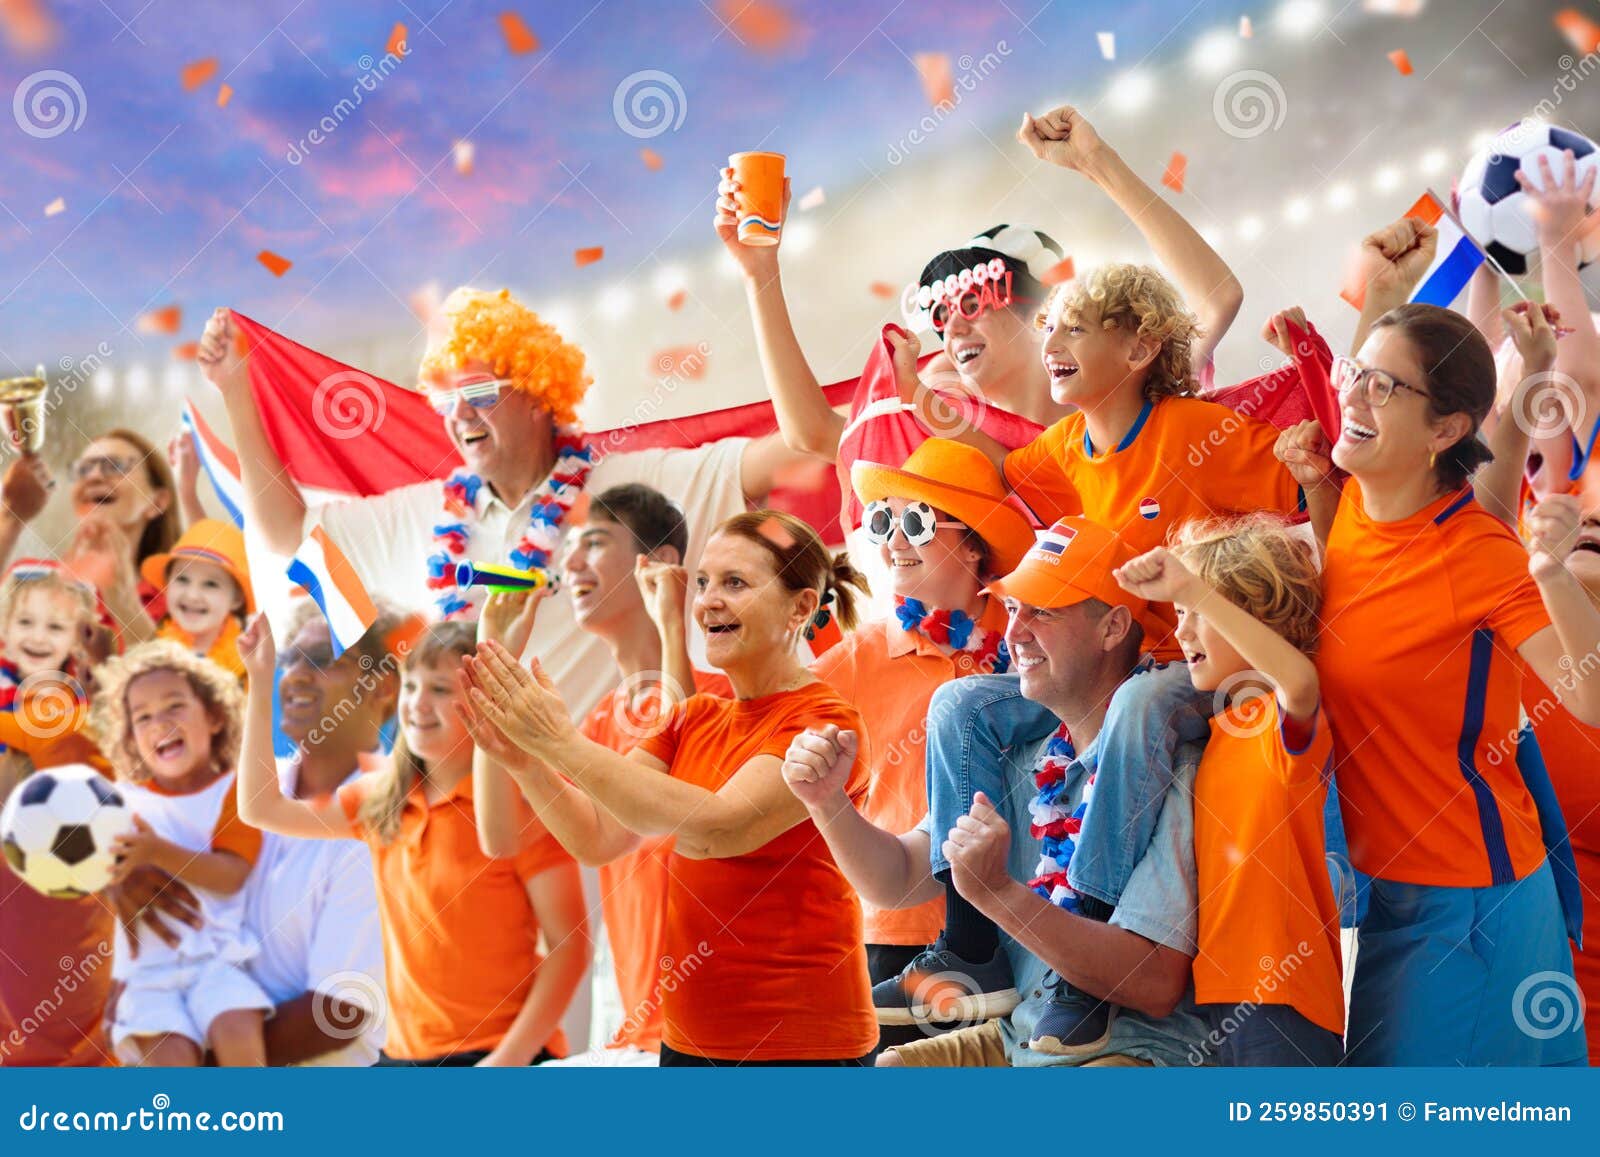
[{"x1": 1429, "y1": 450, "x2": 1437, "y2": 470}]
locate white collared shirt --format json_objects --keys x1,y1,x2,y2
[{"x1": 312, "y1": 439, "x2": 750, "y2": 718}]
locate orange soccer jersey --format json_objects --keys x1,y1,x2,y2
[
  {"x1": 1317, "y1": 483, "x2": 1551, "y2": 887},
  {"x1": 579, "y1": 669, "x2": 731, "y2": 1054},
  {"x1": 1003, "y1": 396, "x2": 1302, "y2": 658},
  {"x1": 1192, "y1": 699, "x2": 1345, "y2": 1036},
  {"x1": 636, "y1": 682, "x2": 877, "y2": 1062}
]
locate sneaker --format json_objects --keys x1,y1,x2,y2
[
  {"x1": 1029, "y1": 973, "x2": 1116, "y2": 1055},
  {"x1": 872, "y1": 938, "x2": 1020, "y2": 1026}
]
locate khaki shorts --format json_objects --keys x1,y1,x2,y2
[{"x1": 882, "y1": 1020, "x2": 1153, "y2": 1069}]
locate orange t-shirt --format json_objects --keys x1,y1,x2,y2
[
  {"x1": 1524, "y1": 677, "x2": 1600, "y2": 1065},
  {"x1": 809, "y1": 602, "x2": 1009, "y2": 946},
  {"x1": 0, "y1": 744, "x2": 116, "y2": 1066},
  {"x1": 1003, "y1": 396, "x2": 1302, "y2": 658},
  {"x1": 1317, "y1": 483, "x2": 1550, "y2": 886},
  {"x1": 1192, "y1": 698, "x2": 1345, "y2": 1035},
  {"x1": 636, "y1": 682, "x2": 877, "y2": 1061},
  {"x1": 337, "y1": 768, "x2": 575, "y2": 1062},
  {"x1": 580, "y1": 669, "x2": 731, "y2": 1054}
]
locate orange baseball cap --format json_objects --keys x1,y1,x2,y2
[{"x1": 984, "y1": 517, "x2": 1151, "y2": 625}]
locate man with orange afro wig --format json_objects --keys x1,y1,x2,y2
[{"x1": 197, "y1": 289, "x2": 803, "y2": 717}]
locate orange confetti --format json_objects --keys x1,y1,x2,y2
[
  {"x1": 1041, "y1": 257, "x2": 1076, "y2": 287},
  {"x1": 666, "y1": 288, "x2": 687, "y2": 311},
  {"x1": 1387, "y1": 49, "x2": 1413, "y2": 76},
  {"x1": 43, "y1": 196, "x2": 64, "y2": 217},
  {"x1": 914, "y1": 53, "x2": 954, "y2": 107},
  {"x1": 386, "y1": 22, "x2": 407, "y2": 59},
  {"x1": 499, "y1": 11, "x2": 538, "y2": 54},
  {"x1": 574, "y1": 246, "x2": 604, "y2": 267},
  {"x1": 257, "y1": 250, "x2": 293, "y2": 277},
  {"x1": 173, "y1": 342, "x2": 200, "y2": 361},
  {"x1": 453, "y1": 139, "x2": 475, "y2": 175},
  {"x1": 652, "y1": 346, "x2": 709, "y2": 380},
  {"x1": 640, "y1": 147, "x2": 664, "y2": 172},
  {"x1": 181, "y1": 58, "x2": 218, "y2": 92},
  {"x1": 216, "y1": 83, "x2": 233, "y2": 108},
  {"x1": 756, "y1": 516, "x2": 796, "y2": 550},
  {"x1": 1239, "y1": 15, "x2": 1253, "y2": 37},
  {"x1": 0, "y1": 0, "x2": 60, "y2": 54},
  {"x1": 1161, "y1": 152, "x2": 1187, "y2": 194},
  {"x1": 716, "y1": 0, "x2": 799, "y2": 53},
  {"x1": 1556, "y1": 8, "x2": 1600, "y2": 55},
  {"x1": 869, "y1": 281, "x2": 897, "y2": 299},
  {"x1": 137, "y1": 305, "x2": 183, "y2": 335}
]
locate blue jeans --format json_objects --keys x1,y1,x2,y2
[{"x1": 1067, "y1": 663, "x2": 1211, "y2": 908}]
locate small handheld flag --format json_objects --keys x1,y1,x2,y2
[
  {"x1": 453, "y1": 561, "x2": 556, "y2": 593},
  {"x1": 181, "y1": 400, "x2": 246, "y2": 529},
  {"x1": 286, "y1": 526, "x2": 378, "y2": 657}
]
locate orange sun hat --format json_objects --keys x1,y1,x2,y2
[{"x1": 139, "y1": 519, "x2": 254, "y2": 615}]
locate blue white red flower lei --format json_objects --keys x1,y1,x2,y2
[
  {"x1": 892, "y1": 596, "x2": 1010, "y2": 674},
  {"x1": 1027, "y1": 723, "x2": 1095, "y2": 910}
]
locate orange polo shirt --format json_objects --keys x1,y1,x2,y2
[
  {"x1": 579, "y1": 669, "x2": 731, "y2": 1054},
  {"x1": 338, "y1": 768, "x2": 574, "y2": 1062},
  {"x1": 637, "y1": 682, "x2": 877, "y2": 1061},
  {"x1": 1003, "y1": 396, "x2": 1302, "y2": 659},
  {"x1": 1193, "y1": 698, "x2": 1345, "y2": 1036},
  {"x1": 1317, "y1": 484, "x2": 1550, "y2": 886},
  {"x1": 1525, "y1": 676, "x2": 1600, "y2": 1065},
  {"x1": 810, "y1": 601, "x2": 1010, "y2": 946}
]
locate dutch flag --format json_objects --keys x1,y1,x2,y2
[
  {"x1": 1138, "y1": 497, "x2": 1161, "y2": 520},
  {"x1": 1403, "y1": 191, "x2": 1489, "y2": 309},
  {"x1": 286, "y1": 526, "x2": 378, "y2": 657},
  {"x1": 181, "y1": 400, "x2": 246, "y2": 529}
]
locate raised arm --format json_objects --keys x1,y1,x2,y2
[
  {"x1": 1479, "y1": 303, "x2": 1559, "y2": 527},
  {"x1": 1521, "y1": 153, "x2": 1600, "y2": 423},
  {"x1": 781, "y1": 724, "x2": 940, "y2": 909},
  {"x1": 1349, "y1": 217, "x2": 1438, "y2": 355},
  {"x1": 0, "y1": 446, "x2": 51, "y2": 571},
  {"x1": 1522, "y1": 495, "x2": 1600, "y2": 726},
  {"x1": 196, "y1": 309, "x2": 308, "y2": 556},
  {"x1": 234, "y1": 613, "x2": 357, "y2": 839},
  {"x1": 1018, "y1": 106, "x2": 1242, "y2": 367}
]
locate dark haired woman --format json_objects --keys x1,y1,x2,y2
[
  {"x1": 461, "y1": 510, "x2": 878, "y2": 1066},
  {"x1": 1281, "y1": 295, "x2": 1600, "y2": 1066}
]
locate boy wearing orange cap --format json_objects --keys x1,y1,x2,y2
[{"x1": 141, "y1": 519, "x2": 253, "y2": 681}]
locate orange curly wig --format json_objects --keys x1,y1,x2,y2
[{"x1": 419, "y1": 288, "x2": 592, "y2": 425}]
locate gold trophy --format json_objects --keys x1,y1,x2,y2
[{"x1": 0, "y1": 365, "x2": 47, "y2": 454}]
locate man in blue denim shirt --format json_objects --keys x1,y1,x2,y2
[{"x1": 782, "y1": 516, "x2": 1209, "y2": 1066}]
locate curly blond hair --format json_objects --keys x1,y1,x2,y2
[
  {"x1": 1039, "y1": 262, "x2": 1199, "y2": 399},
  {"x1": 1170, "y1": 514, "x2": 1322, "y2": 655},
  {"x1": 418, "y1": 287, "x2": 592, "y2": 424},
  {"x1": 88, "y1": 641, "x2": 244, "y2": 783}
]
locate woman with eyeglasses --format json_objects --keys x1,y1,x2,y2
[{"x1": 1277, "y1": 240, "x2": 1600, "y2": 1064}]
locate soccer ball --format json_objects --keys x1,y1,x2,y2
[
  {"x1": 1455, "y1": 120, "x2": 1600, "y2": 280},
  {"x1": 1, "y1": 765, "x2": 133, "y2": 899}
]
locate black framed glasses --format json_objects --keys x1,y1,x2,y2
[
  {"x1": 861, "y1": 500, "x2": 965, "y2": 546},
  {"x1": 1333, "y1": 355, "x2": 1429, "y2": 407}
]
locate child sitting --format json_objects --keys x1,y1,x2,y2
[
  {"x1": 139, "y1": 520, "x2": 253, "y2": 680},
  {"x1": 89, "y1": 642, "x2": 271, "y2": 1066}
]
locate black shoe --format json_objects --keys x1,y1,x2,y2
[
  {"x1": 871, "y1": 937, "x2": 1020, "y2": 1026},
  {"x1": 1029, "y1": 973, "x2": 1116, "y2": 1055}
]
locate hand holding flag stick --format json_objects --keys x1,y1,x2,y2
[{"x1": 236, "y1": 612, "x2": 276, "y2": 682}]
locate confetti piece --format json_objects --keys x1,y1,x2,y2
[
  {"x1": 574, "y1": 246, "x2": 604, "y2": 267},
  {"x1": 1555, "y1": 8, "x2": 1600, "y2": 55},
  {"x1": 1097, "y1": 31, "x2": 1115, "y2": 61},
  {"x1": 453, "y1": 139, "x2": 475, "y2": 175},
  {"x1": 1387, "y1": 48, "x2": 1413, "y2": 75},
  {"x1": 216, "y1": 83, "x2": 233, "y2": 108},
  {"x1": 666, "y1": 288, "x2": 687, "y2": 311},
  {"x1": 797, "y1": 185, "x2": 825, "y2": 211},
  {"x1": 499, "y1": 11, "x2": 538, "y2": 54},
  {"x1": 387, "y1": 22, "x2": 407, "y2": 59},
  {"x1": 869, "y1": 281, "x2": 897, "y2": 299},
  {"x1": 1239, "y1": 15, "x2": 1253, "y2": 38},
  {"x1": 43, "y1": 196, "x2": 64, "y2": 217},
  {"x1": 181, "y1": 58, "x2": 218, "y2": 92},
  {"x1": 1041, "y1": 257, "x2": 1076, "y2": 286},
  {"x1": 1161, "y1": 152, "x2": 1187, "y2": 194},
  {"x1": 756, "y1": 516, "x2": 796, "y2": 550},
  {"x1": 408, "y1": 282, "x2": 442, "y2": 323},
  {"x1": 914, "y1": 53, "x2": 954, "y2": 107},
  {"x1": 0, "y1": 0, "x2": 60, "y2": 54},
  {"x1": 173, "y1": 342, "x2": 200, "y2": 360},
  {"x1": 640, "y1": 147, "x2": 664, "y2": 171},
  {"x1": 716, "y1": 0, "x2": 799, "y2": 53},
  {"x1": 137, "y1": 305, "x2": 183, "y2": 335},
  {"x1": 257, "y1": 250, "x2": 292, "y2": 277},
  {"x1": 653, "y1": 346, "x2": 709, "y2": 380}
]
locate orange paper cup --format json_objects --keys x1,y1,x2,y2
[{"x1": 730, "y1": 151, "x2": 785, "y2": 246}]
